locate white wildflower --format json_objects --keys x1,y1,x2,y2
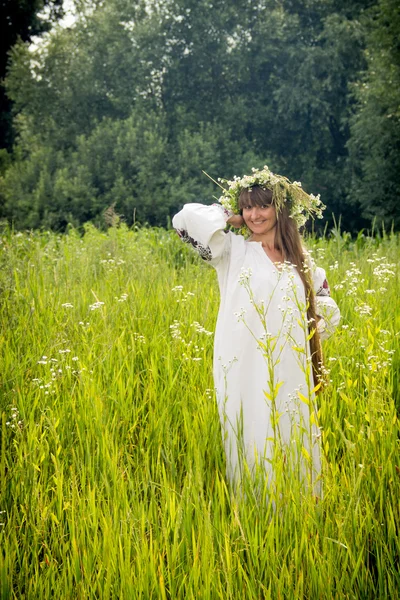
[
  {"x1": 191, "y1": 321, "x2": 213, "y2": 336},
  {"x1": 89, "y1": 301, "x2": 105, "y2": 311},
  {"x1": 354, "y1": 303, "x2": 373, "y2": 316},
  {"x1": 238, "y1": 267, "x2": 252, "y2": 285},
  {"x1": 116, "y1": 293, "x2": 128, "y2": 302}
]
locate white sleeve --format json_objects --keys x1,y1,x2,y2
[
  {"x1": 312, "y1": 266, "x2": 341, "y2": 340},
  {"x1": 172, "y1": 203, "x2": 232, "y2": 265}
]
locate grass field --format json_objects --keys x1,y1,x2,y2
[{"x1": 1, "y1": 222, "x2": 399, "y2": 599}]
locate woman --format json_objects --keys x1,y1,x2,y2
[{"x1": 172, "y1": 166, "x2": 340, "y2": 488}]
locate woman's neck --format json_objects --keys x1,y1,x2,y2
[{"x1": 249, "y1": 230, "x2": 276, "y2": 251}]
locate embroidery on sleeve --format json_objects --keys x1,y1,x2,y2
[
  {"x1": 176, "y1": 229, "x2": 213, "y2": 261},
  {"x1": 212, "y1": 203, "x2": 233, "y2": 220},
  {"x1": 316, "y1": 278, "x2": 331, "y2": 296}
]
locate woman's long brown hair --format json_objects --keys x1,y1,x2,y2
[{"x1": 239, "y1": 186, "x2": 324, "y2": 389}]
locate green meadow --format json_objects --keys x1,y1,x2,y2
[{"x1": 1, "y1": 223, "x2": 399, "y2": 599}]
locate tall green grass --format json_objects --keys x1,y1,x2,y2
[{"x1": 1, "y1": 223, "x2": 399, "y2": 599}]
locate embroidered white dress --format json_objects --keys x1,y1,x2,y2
[{"x1": 173, "y1": 203, "x2": 340, "y2": 484}]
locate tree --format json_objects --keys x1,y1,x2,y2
[
  {"x1": 3, "y1": 0, "x2": 395, "y2": 231},
  {"x1": 0, "y1": 0, "x2": 64, "y2": 152},
  {"x1": 348, "y1": 0, "x2": 400, "y2": 228}
]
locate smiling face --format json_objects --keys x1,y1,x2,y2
[
  {"x1": 242, "y1": 204, "x2": 277, "y2": 235},
  {"x1": 239, "y1": 186, "x2": 277, "y2": 236}
]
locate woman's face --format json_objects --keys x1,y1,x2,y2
[{"x1": 242, "y1": 203, "x2": 277, "y2": 235}]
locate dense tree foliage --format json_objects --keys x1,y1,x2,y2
[
  {"x1": 348, "y1": 0, "x2": 400, "y2": 229},
  {"x1": 0, "y1": 0, "x2": 64, "y2": 153},
  {"x1": 0, "y1": 0, "x2": 398, "y2": 231}
]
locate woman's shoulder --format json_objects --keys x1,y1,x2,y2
[{"x1": 226, "y1": 230, "x2": 247, "y2": 250}]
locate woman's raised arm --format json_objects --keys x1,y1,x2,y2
[{"x1": 172, "y1": 203, "x2": 233, "y2": 265}]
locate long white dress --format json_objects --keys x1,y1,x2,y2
[{"x1": 172, "y1": 203, "x2": 340, "y2": 486}]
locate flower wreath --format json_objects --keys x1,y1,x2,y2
[{"x1": 208, "y1": 165, "x2": 325, "y2": 231}]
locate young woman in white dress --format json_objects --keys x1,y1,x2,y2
[{"x1": 172, "y1": 167, "x2": 340, "y2": 489}]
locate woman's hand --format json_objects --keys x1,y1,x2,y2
[{"x1": 227, "y1": 214, "x2": 244, "y2": 228}]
